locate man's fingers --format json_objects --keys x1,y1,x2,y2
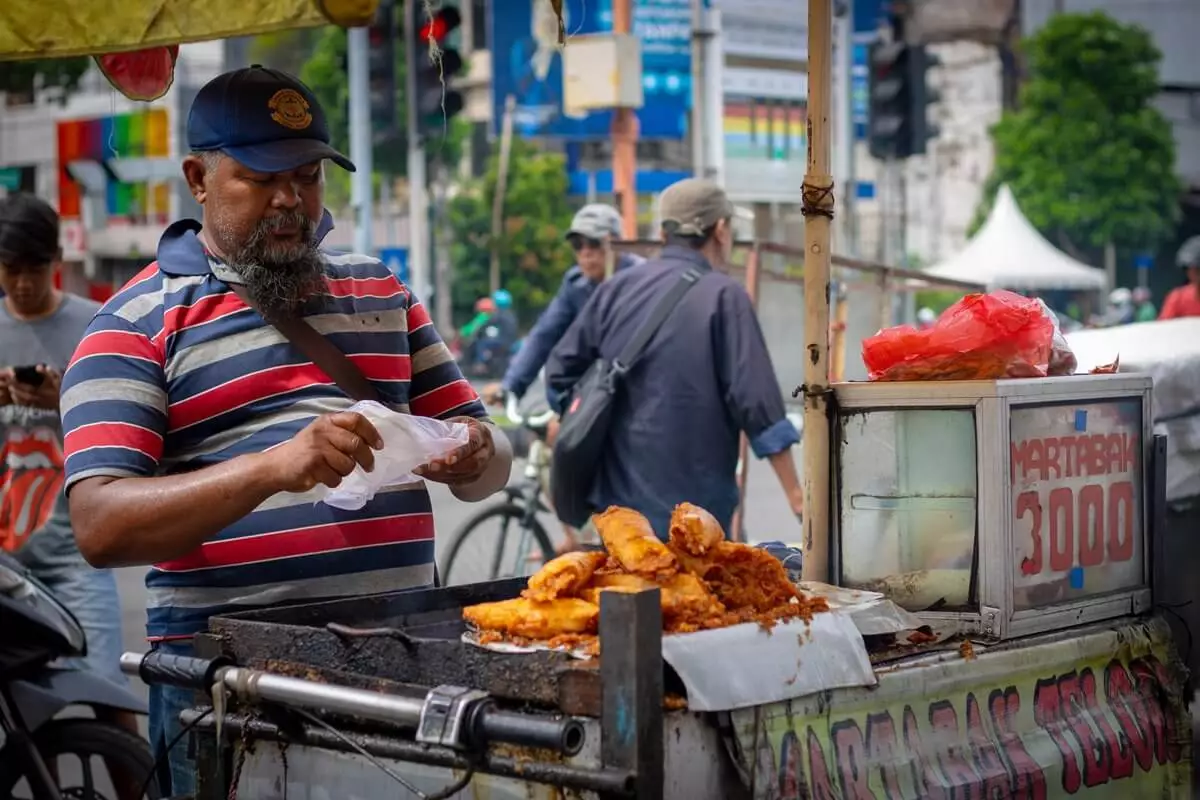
[
  {"x1": 326, "y1": 412, "x2": 384, "y2": 449},
  {"x1": 322, "y1": 447, "x2": 358, "y2": 478},
  {"x1": 324, "y1": 428, "x2": 376, "y2": 472}
]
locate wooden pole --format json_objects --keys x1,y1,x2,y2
[
  {"x1": 612, "y1": 0, "x2": 639, "y2": 239},
  {"x1": 489, "y1": 94, "x2": 517, "y2": 296},
  {"x1": 800, "y1": 0, "x2": 834, "y2": 583}
]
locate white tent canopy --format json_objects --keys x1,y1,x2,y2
[{"x1": 924, "y1": 185, "x2": 1108, "y2": 292}]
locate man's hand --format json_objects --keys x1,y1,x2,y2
[
  {"x1": 415, "y1": 416, "x2": 495, "y2": 486},
  {"x1": 788, "y1": 485, "x2": 805, "y2": 524},
  {"x1": 10, "y1": 365, "x2": 61, "y2": 410},
  {"x1": 0, "y1": 369, "x2": 13, "y2": 407},
  {"x1": 481, "y1": 383, "x2": 506, "y2": 406},
  {"x1": 267, "y1": 412, "x2": 384, "y2": 493}
]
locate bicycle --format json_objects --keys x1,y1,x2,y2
[{"x1": 441, "y1": 392, "x2": 558, "y2": 585}]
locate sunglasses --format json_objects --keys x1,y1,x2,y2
[{"x1": 569, "y1": 236, "x2": 604, "y2": 252}]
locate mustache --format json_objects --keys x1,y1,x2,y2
[{"x1": 228, "y1": 210, "x2": 327, "y2": 321}]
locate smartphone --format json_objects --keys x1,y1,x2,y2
[{"x1": 13, "y1": 365, "x2": 44, "y2": 387}]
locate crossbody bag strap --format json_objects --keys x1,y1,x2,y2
[
  {"x1": 228, "y1": 284, "x2": 382, "y2": 404},
  {"x1": 612, "y1": 265, "x2": 706, "y2": 374}
]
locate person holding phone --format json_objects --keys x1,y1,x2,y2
[{"x1": 0, "y1": 195, "x2": 133, "y2": 705}]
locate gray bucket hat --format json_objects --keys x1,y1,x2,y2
[
  {"x1": 566, "y1": 204, "x2": 622, "y2": 240},
  {"x1": 659, "y1": 178, "x2": 735, "y2": 236}
]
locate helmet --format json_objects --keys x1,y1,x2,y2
[
  {"x1": 492, "y1": 289, "x2": 513, "y2": 309},
  {"x1": 475, "y1": 297, "x2": 495, "y2": 313},
  {"x1": 1132, "y1": 286, "x2": 1151, "y2": 304},
  {"x1": 1109, "y1": 288, "x2": 1132, "y2": 306},
  {"x1": 1177, "y1": 236, "x2": 1200, "y2": 270},
  {"x1": 916, "y1": 307, "x2": 936, "y2": 325}
]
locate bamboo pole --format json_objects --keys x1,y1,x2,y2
[{"x1": 800, "y1": 0, "x2": 834, "y2": 583}]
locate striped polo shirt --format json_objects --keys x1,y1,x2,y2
[{"x1": 60, "y1": 213, "x2": 486, "y2": 639}]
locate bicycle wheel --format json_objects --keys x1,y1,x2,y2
[
  {"x1": 0, "y1": 717, "x2": 162, "y2": 799},
  {"x1": 440, "y1": 503, "x2": 555, "y2": 586}
]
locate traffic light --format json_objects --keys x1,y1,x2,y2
[
  {"x1": 368, "y1": 0, "x2": 399, "y2": 142},
  {"x1": 867, "y1": 41, "x2": 939, "y2": 160},
  {"x1": 410, "y1": 3, "x2": 464, "y2": 140}
]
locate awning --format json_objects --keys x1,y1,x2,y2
[{"x1": 0, "y1": 1, "x2": 349, "y2": 60}]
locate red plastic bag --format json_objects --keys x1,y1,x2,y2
[{"x1": 862, "y1": 291, "x2": 1056, "y2": 382}]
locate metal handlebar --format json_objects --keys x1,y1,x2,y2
[
  {"x1": 505, "y1": 392, "x2": 556, "y2": 430},
  {"x1": 120, "y1": 651, "x2": 583, "y2": 756}
]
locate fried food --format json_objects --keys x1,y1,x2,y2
[
  {"x1": 522, "y1": 551, "x2": 608, "y2": 602},
  {"x1": 581, "y1": 571, "x2": 723, "y2": 625},
  {"x1": 592, "y1": 506, "x2": 678, "y2": 580},
  {"x1": 462, "y1": 598, "x2": 599, "y2": 639},
  {"x1": 673, "y1": 541, "x2": 803, "y2": 613},
  {"x1": 669, "y1": 502, "x2": 725, "y2": 556}
]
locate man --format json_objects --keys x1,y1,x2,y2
[
  {"x1": 1159, "y1": 236, "x2": 1200, "y2": 319},
  {"x1": 1132, "y1": 287, "x2": 1157, "y2": 323},
  {"x1": 546, "y1": 179, "x2": 804, "y2": 538},
  {"x1": 485, "y1": 204, "x2": 643, "y2": 406},
  {"x1": 59, "y1": 66, "x2": 511, "y2": 794},
  {"x1": 0, "y1": 194, "x2": 132, "y2": 706},
  {"x1": 483, "y1": 205, "x2": 642, "y2": 550}
]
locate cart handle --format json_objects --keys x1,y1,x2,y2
[{"x1": 120, "y1": 651, "x2": 584, "y2": 756}]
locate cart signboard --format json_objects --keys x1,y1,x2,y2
[
  {"x1": 1009, "y1": 399, "x2": 1145, "y2": 611},
  {"x1": 734, "y1": 618, "x2": 1190, "y2": 799}
]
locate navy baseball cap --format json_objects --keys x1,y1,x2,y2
[{"x1": 187, "y1": 65, "x2": 355, "y2": 173}]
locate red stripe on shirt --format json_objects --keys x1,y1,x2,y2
[
  {"x1": 411, "y1": 379, "x2": 478, "y2": 419},
  {"x1": 71, "y1": 328, "x2": 161, "y2": 365},
  {"x1": 325, "y1": 275, "x2": 405, "y2": 299},
  {"x1": 158, "y1": 292, "x2": 247, "y2": 344},
  {"x1": 406, "y1": 301, "x2": 433, "y2": 331},
  {"x1": 154, "y1": 514, "x2": 434, "y2": 571},
  {"x1": 64, "y1": 422, "x2": 164, "y2": 462}
]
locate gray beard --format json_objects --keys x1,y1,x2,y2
[{"x1": 227, "y1": 212, "x2": 329, "y2": 321}]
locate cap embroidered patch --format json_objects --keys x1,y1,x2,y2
[{"x1": 269, "y1": 89, "x2": 312, "y2": 131}]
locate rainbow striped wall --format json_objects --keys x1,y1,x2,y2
[
  {"x1": 57, "y1": 108, "x2": 170, "y2": 224},
  {"x1": 723, "y1": 99, "x2": 807, "y2": 162}
]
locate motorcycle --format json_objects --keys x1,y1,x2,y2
[{"x1": 0, "y1": 551, "x2": 159, "y2": 799}]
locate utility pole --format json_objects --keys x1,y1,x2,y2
[
  {"x1": 347, "y1": 26, "x2": 374, "y2": 256},
  {"x1": 690, "y1": 0, "x2": 709, "y2": 179},
  {"x1": 612, "y1": 0, "x2": 639, "y2": 239},
  {"x1": 405, "y1": 0, "x2": 430, "y2": 302}
]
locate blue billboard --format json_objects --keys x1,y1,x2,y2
[{"x1": 489, "y1": 0, "x2": 691, "y2": 140}]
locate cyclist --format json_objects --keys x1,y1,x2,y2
[{"x1": 483, "y1": 204, "x2": 644, "y2": 549}]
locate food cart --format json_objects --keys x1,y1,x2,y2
[{"x1": 4, "y1": 1, "x2": 1193, "y2": 798}]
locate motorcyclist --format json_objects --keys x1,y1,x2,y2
[
  {"x1": 1159, "y1": 236, "x2": 1200, "y2": 320},
  {"x1": 461, "y1": 296, "x2": 496, "y2": 341},
  {"x1": 483, "y1": 204, "x2": 645, "y2": 407},
  {"x1": 483, "y1": 204, "x2": 644, "y2": 551}
]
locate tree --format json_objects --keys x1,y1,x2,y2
[
  {"x1": 971, "y1": 12, "x2": 1181, "y2": 259},
  {"x1": 0, "y1": 58, "x2": 91, "y2": 99},
  {"x1": 447, "y1": 139, "x2": 576, "y2": 324}
]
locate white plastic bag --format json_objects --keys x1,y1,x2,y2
[{"x1": 319, "y1": 401, "x2": 470, "y2": 511}]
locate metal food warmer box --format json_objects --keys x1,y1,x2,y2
[{"x1": 154, "y1": 373, "x2": 1190, "y2": 799}]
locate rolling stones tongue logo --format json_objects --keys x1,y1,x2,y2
[{"x1": 0, "y1": 426, "x2": 64, "y2": 553}]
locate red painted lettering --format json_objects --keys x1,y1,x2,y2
[
  {"x1": 1047, "y1": 487, "x2": 1075, "y2": 573},
  {"x1": 831, "y1": 720, "x2": 875, "y2": 800},
  {"x1": 1105, "y1": 660, "x2": 1155, "y2": 771},
  {"x1": 1033, "y1": 678, "x2": 1082, "y2": 794},
  {"x1": 1107, "y1": 481, "x2": 1135, "y2": 563},
  {"x1": 1056, "y1": 671, "x2": 1110, "y2": 787},
  {"x1": 777, "y1": 730, "x2": 803, "y2": 800},
  {"x1": 929, "y1": 700, "x2": 982, "y2": 800},
  {"x1": 965, "y1": 693, "x2": 1011, "y2": 799},
  {"x1": 988, "y1": 688, "x2": 1047, "y2": 800},
  {"x1": 865, "y1": 712, "x2": 904, "y2": 800},
  {"x1": 903, "y1": 705, "x2": 948, "y2": 800},
  {"x1": 1081, "y1": 667, "x2": 1130, "y2": 781},
  {"x1": 1017, "y1": 491, "x2": 1043, "y2": 575},
  {"x1": 1129, "y1": 658, "x2": 1180, "y2": 765},
  {"x1": 807, "y1": 725, "x2": 839, "y2": 800},
  {"x1": 1077, "y1": 485, "x2": 1105, "y2": 567}
]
